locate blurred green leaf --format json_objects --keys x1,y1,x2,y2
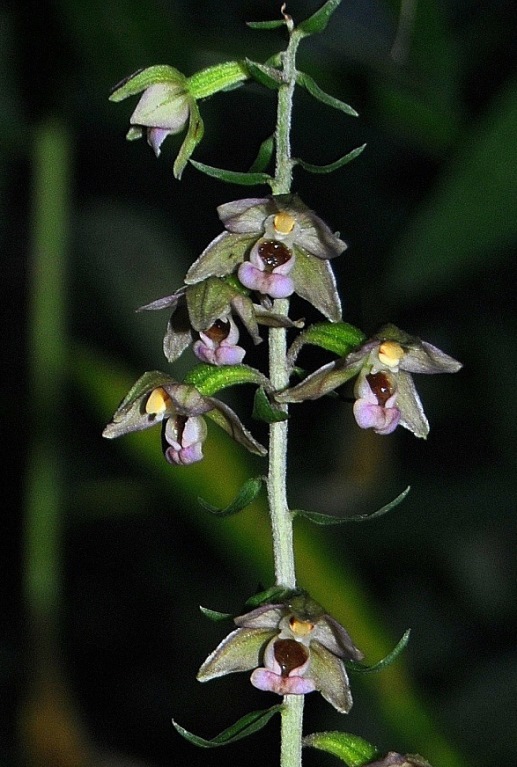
[
  {"x1": 303, "y1": 731, "x2": 379, "y2": 766},
  {"x1": 298, "y1": 0, "x2": 343, "y2": 36},
  {"x1": 387, "y1": 80, "x2": 517, "y2": 300},
  {"x1": 293, "y1": 486, "x2": 410, "y2": 526}
]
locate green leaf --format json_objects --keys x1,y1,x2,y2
[
  {"x1": 296, "y1": 144, "x2": 366, "y2": 174},
  {"x1": 348, "y1": 630, "x2": 411, "y2": 674},
  {"x1": 172, "y1": 705, "x2": 283, "y2": 747},
  {"x1": 246, "y1": 19, "x2": 287, "y2": 30},
  {"x1": 198, "y1": 476, "x2": 265, "y2": 516},
  {"x1": 303, "y1": 731, "x2": 379, "y2": 767},
  {"x1": 245, "y1": 586, "x2": 299, "y2": 608},
  {"x1": 199, "y1": 605, "x2": 234, "y2": 622},
  {"x1": 252, "y1": 387, "x2": 289, "y2": 423},
  {"x1": 183, "y1": 363, "x2": 270, "y2": 396},
  {"x1": 190, "y1": 160, "x2": 272, "y2": 186},
  {"x1": 249, "y1": 135, "x2": 275, "y2": 173},
  {"x1": 245, "y1": 59, "x2": 282, "y2": 90},
  {"x1": 298, "y1": 0, "x2": 343, "y2": 36},
  {"x1": 293, "y1": 487, "x2": 411, "y2": 526},
  {"x1": 287, "y1": 321, "x2": 366, "y2": 366},
  {"x1": 297, "y1": 72, "x2": 358, "y2": 116}
]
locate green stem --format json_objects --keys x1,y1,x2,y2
[{"x1": 267, "y1": 19, "x2": 306, "y2": 767}]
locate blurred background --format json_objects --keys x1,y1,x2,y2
[{"x1": 4, "y1": 0, "x2": 517, "y2": 765}]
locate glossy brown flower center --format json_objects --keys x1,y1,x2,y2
[
  {"x1": 204, "y1": 318, "x2": 230, "y2": 343},
  {"x1": 367, "y1": 372, "x2": 395, "y2": 406},
  {"x1": 273, "y1": 639, "x2": 308, "y2": 677},
  {"x1": 258, "y1": 240, "x2": 292, "y2": 272}
]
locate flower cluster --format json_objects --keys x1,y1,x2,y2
[{"x1": 198, "y1": 593, "x2": 363, "y2": 714}]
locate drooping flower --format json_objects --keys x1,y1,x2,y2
[
  {"x1": 185, "y1": 195, "x2": 347, "y2": 321},
  {"x1": 276, "y1": 324, "x2": 462, "y2": 439},
  {"x1": 197, "y1": 592, "x2": 363, "y2": 713},
  {"x1": 192, "y1": 315, "x2": 246, "y2": 365},
  {"x1": 109, "y1": 65, "x2": 203, "y2": 178},
  {"x1": 102, "y1": 371, "x2": 266, "y2": 465}
]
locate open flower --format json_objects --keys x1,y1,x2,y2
[
  {"x1": 185, "y1": 195, "x2": 347, "y2": 321},
  {"x1": 277, "y1": 324, "x2": 462, "y2": 439},
  {"x1": 102, "y1": 371, "x2": 266, "y2": 465},
  {"x1": 109, "y1": 65, "x2": 203, "y2": 178},
  {"x1": 138, "y1": 277, "x2": 304, "y2": 364},
  {"x1": 197, "y1": 592, "x2": 363, "y2": 714}
]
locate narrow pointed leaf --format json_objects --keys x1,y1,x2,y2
[
  {"x1": 198, "y1": 476, "x2": 265, "y2": 516},
  {"x1": 348, "y1": 630, "x2": 411, "y2": 674},
  {"x1": 303, "y1": 731, "x2": 379, "y2": 767},
  {"x1": 246, "y1": 19, "x2": 287, "y2": 30},
  {"x1": 297, "y1": 72, "x2": 358, "y2": 116},
  {"x1": 292, "y1": 487, "x2": 411, "y2": 525},
  {"x1": 199, "y1": 606, "x2": 234, "y2": 622},
  {"x1": 252, "y1": 387, "x2": 289, "y2": 423},
  {"x1": 172, "y1": 705, "x2": 283, "y2": 747},
  {"x1": 296, "y1": 144, "x2": 366, "y2": 174},
  {"x1": 245, "y1": 60, "x2": 282, "y2": 90},
  {"x1": 298, "y1": 0, "x2": 343, "y2": 36},
  {"x1": 287, "y1": 321, "x2": 365, "y2": 366},
  {"x1": 183, "y1": 363, "x2": 270, "y2": 396},
  {"x1": 190, "y1": 160, "x2": 272, "y2": 186},
  {"x1": 249, "y1": 135, "x2": 275, "y2": 173}
]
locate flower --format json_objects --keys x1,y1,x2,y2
[
  {"x1": 185, "y1": 195, "x2": 347, "y2": 321},
  {"x1": 363, "y1": 754, "x2": 432, "y2": 767},
  {"x1": 276, "y1": 324, "x2": 462, "y2": 439},
  {"x1": 197, "y1": 592, "x2": 363, "y2": 713},
  {"x1": 102, "y1": 371, "x2": 266, "y2": 465},
  {"x1": 138, "y1": 277, "x2": 304, "y2": 364},
  {"x1": 109, "y1": 65, "x2": 203, "y2": 178}
]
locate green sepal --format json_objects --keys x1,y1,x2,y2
[
  {"x1": 187, "y1": 61, "x2": 249, "y2": 100},
  {"x1": 246, "y1": 19, "x2": 287, "y2": 30},
  {"x1": 249, "y1": 135, "x2": 275, "y2": 173},
  {"x1": 303, "y1": 731, "x2": 379, "y2": 767},
  {"x1": 109, "y1": 65, "x2": 186, "y2": 102},
  {"x1": 347, "y1": 629, "x2": 411, "y2": 674},
  {"x1": 183, "y1": 363, "x2": 270, "y2": 396},
  {"x1": 199, "y1": 606, "x2": 234, "y2": 622},
  {"x1": 186, "y1": 277, "x2": 234, "y2": 332},
  {"x1": 197, "y1": 476, "x2": 265, "y2": 516},
  {"x1": 253, "y1": 387, "x2": 289, "y2": 423},
  {"x1": 190, "y1": 160, "x2": 272, "y2": 186},
  {"x1": 297, "y1": 72, "x2": 358, "y2": 116},
  {"x1": 292, "y1": 487, "x2": 411, "y2": 526},
  {"x1": 172, "y1": 705, "x2": 284, "y2": 748},
  {"x1": 298, "y1": 0, "x2": 343, "y2": 36},
  {"x1": 245, "y1": 586, "x2": 299, "y2": 608},
  {"x1": 296, "y1": 144, "x2": 366, "y2": 174},
  {"x1": 245, "y1": 59, "x2": 282, "y2": 90},
  {"x1": 288, "y1": 321, "x2": 366, "y2": 366}
]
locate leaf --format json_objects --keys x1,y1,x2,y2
[
  {"x1": 246, "y1": 19, "x2": 287, "y2": 30},
  {"x1": 297, "y1": 72, "x2": 358, "y2": 116},
  {"x1": 287, "y1": 321, "x2": 366, "y2": 366},
  {"x1": 172, "y1": 705, "x2": 283, "y2": 747},
  {"x1": 190, "y1": 160, "x2": 272, "y2": 186},
  {"x1": 347, "y1": 630, "x2": 411, "y2": 674},
  {"x1": 199, "y1": 606, "x2": 234, "y2": 622},
  {"x1": 292, "y1": 487, "x2": 411, "y2": 526},
  {"x1": 303, "y1": 731, "x2": 379, "y2": 767},
  {"x1": 183, "y1": 363, "x2": 270, "y2": 396},
  {"x1": 252, "y1": 387, "x2": 289, "y2": 423},
  {"x1": 245, "y1": 586, "x2": 298, "y2": 608},
  {"x1": 296, "y1": 144, "x2": 366, "y2": 174},
  {"x1": 198, "y1": 476, "x2": 265, "y2": 516},
  {"x1": 387, "y1": 80, "x2": 517, "y2": 300},
  {"x1": 245, "y1": 59, "x2": 282, "y2": 90},
  {"x1": 249, "y1": 135, "x2": 275, "y2": 173},
  {"x1": 298, "y1": 0, "x2": 343, "y2": 36}
]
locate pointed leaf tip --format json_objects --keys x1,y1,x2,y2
[{"x1": 172, "y1": 705, "x2": 283, "y2": 748}]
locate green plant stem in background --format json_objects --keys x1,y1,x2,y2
[{"x1": 25, "y1": 119, "x2": 71, "y2": 647}]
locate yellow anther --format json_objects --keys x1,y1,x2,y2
[
  {"x1": 273, "y1": 211, "x2": 296, "y2": 235},
  {"x1": 289, "y1": 617, "x2": 314, "y2": 637},
  {"x1": 145, "y1": 387, "x2": 171, "y2": 415},
  {"x1": 378, "y1": 341, "x2": 404, "y2": 367}
]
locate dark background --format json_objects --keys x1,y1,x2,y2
[{"x1": 3, "y1": 1, "x2": 516, "y2": 766}]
